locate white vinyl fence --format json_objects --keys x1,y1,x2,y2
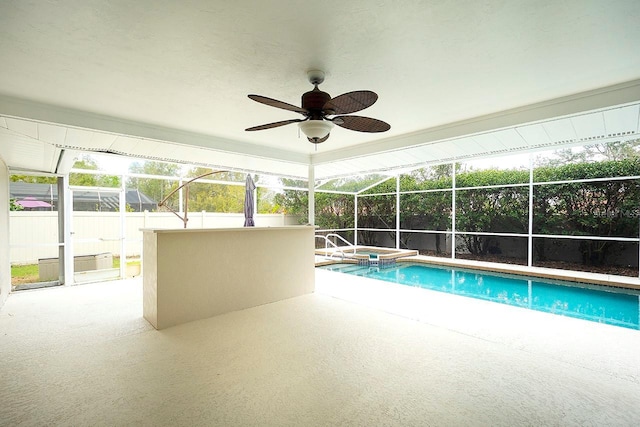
[{"x1": 9, "y1": 211, "x2": 304, "y2": 265}]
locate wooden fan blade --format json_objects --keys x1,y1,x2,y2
[
  {"x1": 334, "y1": 115, "x2": 390, "y2": 133},
  {"x1": 248, "y1": 94, "x2": 308, "y2": 114},
  {"x1": 245, "y1": 118, "x2": 305, "y2": 131},
  {"x1": 323, "y1": 91, "x2": 378, "y2": 115}
]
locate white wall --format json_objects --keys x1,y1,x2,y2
[
  {"x1": 9, "y1": 211, "x2": 293, "y2": 264},
  {"x1": 144, "y1": 226, "x2": 315, "y2": 329},
  {"x1": 0, "y1": 158, "x2": 10, "y2": 307}
]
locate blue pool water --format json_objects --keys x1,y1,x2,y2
[{"x1": 319, "y1": 263, "x2": 640, "y2": 330}]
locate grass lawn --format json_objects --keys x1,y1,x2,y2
[
  {"x1": 11, "y1": 263, "x2": 40, "y2": 284},
  {"x1": 11, "y1": 257, "x2": 141, "y2": 284}
]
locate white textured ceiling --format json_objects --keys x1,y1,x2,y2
[{"x1": 1, "y1": 0, "x2": 640, "y2": 179}]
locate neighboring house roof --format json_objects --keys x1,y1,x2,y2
[{"x1": 9, "y1": 182, "x2": 157, "y2": 211}]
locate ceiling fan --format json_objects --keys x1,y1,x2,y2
[{"x1": 245, "y1": 70, "x2": 390, "y2": 144}]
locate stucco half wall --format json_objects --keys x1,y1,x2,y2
[{"x1": 143, "y1": 226, "x2": 316, "y2": 329}]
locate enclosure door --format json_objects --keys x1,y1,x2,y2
[
  {"x1": 9, "y1": 210, "x2": 61, "y2": 290},
  {"x1": 71, "y1": 188, "x2": 124, "y2": 284}
]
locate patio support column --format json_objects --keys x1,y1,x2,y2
[
  {"x1": 308, "y1": 165, "x2": 315, "y2": 226},
  {"x1": 528, "y1": 155, "x2": 534, "y2": 267},
  {"x1": 57, "y1": 176, "x2": 65, "y2": 284},
  {"x1": 451, "y1": 161, "x2": 456, "y2": 259},
  {"x1": 119, "y1": 175, "x2": 126, "y2": 279},
  {"x1": 354, "y1": 194, "x2": 358, "y2": 246},
  {"x1": 178, "y1": 176, "x2": 184, "y2": 214},
  {"x1": 61, "y1": 174, "x2": 74, "y2": 286},
  {"x1": 0, "y1": 159, "x2": 10, "y2": 307},
  {"x1": 396, "y1": 174, "x2": 400, "y2": 249}
]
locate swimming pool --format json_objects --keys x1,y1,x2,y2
[
  {"x1": 315, "y1": 245, "x2": 418, "y2": 266},
  {"x1": 319, "y1": 263, "x2": 640, "y2": 330}
]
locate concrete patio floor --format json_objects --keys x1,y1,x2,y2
[{"x1": 1, "y1": 271, "x2": 639, "y2": 426}]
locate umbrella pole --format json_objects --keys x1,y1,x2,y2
[{"x1": 157, "y1": 170, "x2": 227, "y2": 229}]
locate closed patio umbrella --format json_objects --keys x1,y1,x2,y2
[{"x1": 244, "y1": 174, "x2": 256, "y2": 227}]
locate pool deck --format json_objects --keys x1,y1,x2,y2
[
  {"x1": 2, "y1": 275, "x2": 639, "y2": 425},
  {"x1": 316, "y1": 253, "x2": 640, "y2": 291}
]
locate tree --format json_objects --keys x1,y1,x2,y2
[
  {"x1": 356, "y1": 178, "x2": 397, "y2": 246},
  {"x1": 586, "y1": 139, "x2": 640, "y2": 161},
  {"x1": 316, "y1": 193, "x2": 355, "y2": 229},
  {"x1": 273, "y1": 178, "x2": 357, "y2": 243},
  {"x1": 400, "y1": 190, "x2": 451, "y2": 253},
  {"x1": 255, "y1": 187, "x2": 282, "y2": 214},
  {"x1": 399, "y1": 166, "x2": 453, "y2": 252},
  {"x1": 533, "y1": 158, "x2": 640, "y2": 266},
  {"x1": 127, "y1": 163, "x2": 278, "y2": 214},
  {"x1": 274, "y1": 148, "x2": 640, "y2": 270},
  {"x1": 535, "y1": 138, "x2": 640, "y2": 167},
  {"x1": 70, "y1": 156, "x2": 121, "y2": 188},
  {"x1": 454, "y1": 168, "x2": 529, "y2": 256},
  {"x1": 9, "y1": 199, "x2": 24, "y2": 211},
  {"x1": 10, "y1": 175, "x2": 57, "y2": 184},
  {"x1": 403, "y1": 164, "x2": 454, "y2": 190},
  {"x1": 456, "y1": 187, "x2": 529, "y2": 257},
  {"x1": 127, "y1": 161, "x2": 180, "y2": 210},
  {"x1": 183, "y1": 168, "x2": 245, "y2": 213},
  {"x1": 273, "y1": 178, "x2": 309, "y2": 219}
]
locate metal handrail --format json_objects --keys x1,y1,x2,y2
[
  {"x1": 315, "y1": 235, "x2": 346, "y2": 260},
  {"x1": 323, "y1": 233, "x2": 357, "y2": 254}
]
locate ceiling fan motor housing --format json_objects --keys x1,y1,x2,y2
[{"x1": 302, "y1": 87, "x2": 332, "y2": 119}]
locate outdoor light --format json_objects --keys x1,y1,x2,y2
[{"x1": 298, "y1": 120, "x2": 334, "y2": 143}]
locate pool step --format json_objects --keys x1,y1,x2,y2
[
  {"x1": 323, "y1": 264, "x2": 363, "y2": 274},
  {"x1": 338, "y1": 265, "x2": 367, "y2": 274}
]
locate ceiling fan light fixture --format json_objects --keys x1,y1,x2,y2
[
  {"x1": 246, "y1": 71, "x2": 389, "y2": 144},
  {"x1": 298, "y1": 120, "x2": 334, "y2": 140}
]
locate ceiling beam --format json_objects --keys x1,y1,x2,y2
[
  {"x1": 0, "y1": 95, "x2": 311, "y2": 165},
  {"x1": 311, "y1": 79, "x2": 640, "y2": 166}
]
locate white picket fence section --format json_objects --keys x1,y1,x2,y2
[{"x1": 9, "y1": 211, "x2": 304, "y2": 265}]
